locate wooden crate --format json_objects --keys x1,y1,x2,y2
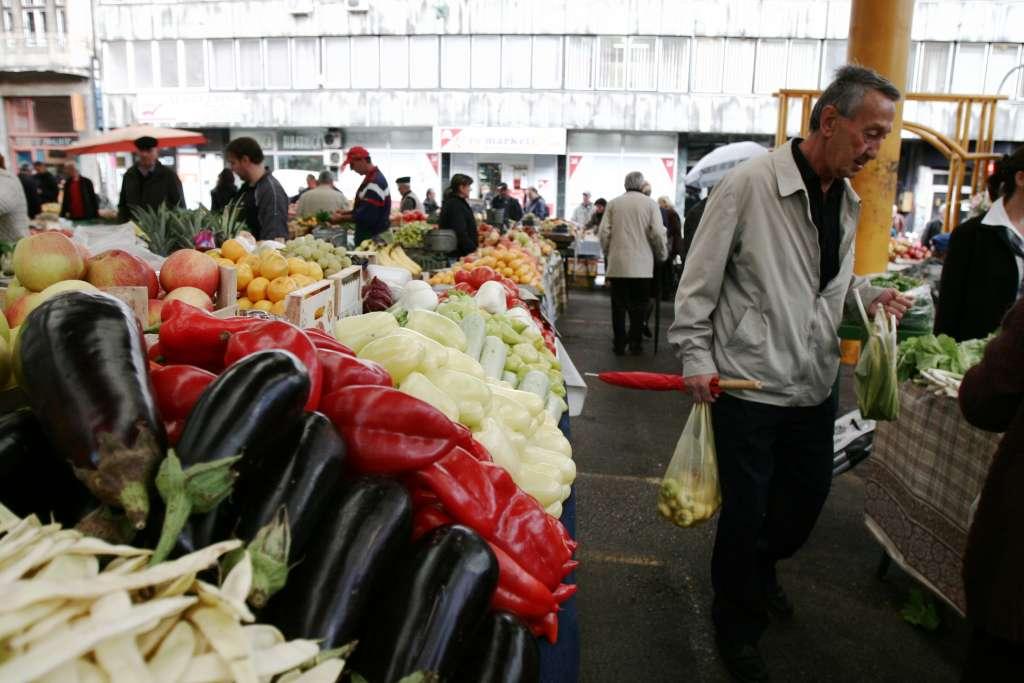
[
  {"x1": 101, "y1": 286, "x2": 149, "y2": 322},
  {"x1": 330, "y1": 265, "x2": 363, "y2": 319},
  {"x1": 283, "y1": 278, "x2": 336, "y2": 331}
]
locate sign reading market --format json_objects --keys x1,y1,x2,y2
[{"x1": 434, "y1": 126, "x2": 567, "y2": 155}]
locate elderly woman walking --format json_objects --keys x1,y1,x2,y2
[{"x1": 599, "y1": 171, "x2": 668, "y2": 355}]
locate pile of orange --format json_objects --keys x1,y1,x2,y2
[{"x1": 206, "y1": 239, "x2": 325, "y2": 316}]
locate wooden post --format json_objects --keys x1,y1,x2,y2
[{"x1": 847, "y1": 0, "x2": 915, "y2": 275}]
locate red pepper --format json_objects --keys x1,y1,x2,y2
[
  {"x1": 164, "y1": 419, "x2": 186, "y2": 446},
  {"x1": 148, "y1": 342, "x2": 166, "y2": 365},
  {"x1": 465, "y1": 437, "x2": 493, "y2": 463},
  {"x1": 528, "y1": 612, "x2": 560, "y2": 644},
  {"x1": 468, "y1": 266, "x2": 497, "y2": 290},
  {"x1": 158, "y1": 300, "x2": 254, "y2": 372},
  {"x1": 304, "y1": 328, "x2": 355, "y2": 356},
  {"x1": 414, "y1": 446, "x2": 500, "y2": 537},
  {"x1": 487, "y1": 541, "x2": 558, "y2": 616},
  {"x1": 149, "y1": 364, "x2": 217, "y2": 423},
  {"x1": 454, "y1": 270, "x2": 472, "y2": 286},
  {"x1": 319, "y1": 386, "x2": 470, "y2": 473},
  {"x1": 318, "y1": 348, "x2": 392, "y2": 395},
  {"x1": 411, "y1": 503, "x2": 452, "y2": 541},
  {"x1": 223, "y1": 320, "x2": 322, "y2": 411},
  {"x1": 500, "y1": 277, "x2": 520, "y2": 305}
]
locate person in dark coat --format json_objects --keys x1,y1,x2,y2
[
  {"x1": 957, "y1": 298, "x2": 1024, "y2": 678},
  {"x1": 490, "y1": 183, "x2": 523, "y2": 224},
  {"x1": 439, "y1": 173, "x2": 477, "y2": 258},
  {"x1": 17, "y1": 164, "x2": 41, "y2": 219},
  {"x1": 117, "y1": 136, "x2": 185, "y2": 222},
  {"x1": 226, "y1": 137, "x2": 289, "y2": 241},
  {"x1": 210, "y1": 168, "x2": 238, "y2": 212},
  {"x1": 59, "y1": 162, "x2": 99, "y2": 220},
  {"x1": 523, "y1": 186, "x2": 548, "y2": 220},
  {"x1": 33, "y1": 161, "x2": 60, "y2": 204},
  {"x1": 681, "y1": 188, "x2": 710, "y2": 271},
  {"x1": 658, "y1": 196, "x2": 683, "y2": 300},
  {"x1": 935, "y1": 148, "x2": 1024, "y2": 342},
  {"x1": 423, "y1": 188, "x2": 439, "y2": 216}
]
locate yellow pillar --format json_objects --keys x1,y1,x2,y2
[{"x1": 847, "y1": 0, "x2": 914, "y2": 275}]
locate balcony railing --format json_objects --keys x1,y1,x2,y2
[{"x1": 0, "y1": 32, "x2": 93, "y2": 76}]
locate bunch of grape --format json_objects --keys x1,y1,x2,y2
[
  {"x1": 282, "y1": 235, "x2": 353, "y2": 276},
  {"x1": 392, "y1": 221, "x2": 431, "y2": 248}
]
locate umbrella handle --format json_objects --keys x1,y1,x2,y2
[{"x1": 715, "y1": 379, "x2": 763, "y2": 391}]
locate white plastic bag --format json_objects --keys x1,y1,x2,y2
[{"x1": 657, "y1": 403, "x2": 721, "y2": 528}]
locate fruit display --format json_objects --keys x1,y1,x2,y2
[
  {"x1": 1, "y1": 289, "x2": 578, "y2": 670},
  {"x1": 429, "y1": 244, "x2": 544, "y2": 290},
  {"x1": 279, "y1": 235, "x2": 353, "y2": 276},
  {"x1": 367, "y1": 243, "x2": 424, "y2": 277},
  {"x1": 889, "y1": 237, "x2": 932, "y2": 262},
  {"x1": 392, "y1": 220, "x2": 433, "y2": 248}
]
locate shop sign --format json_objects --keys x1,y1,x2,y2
[
  {"x1": 434, "y1": 126, "x2": 566, "y2": 155},
  {"x1": 232, "y1": 129, "x2": 276, "y2": 151},
  {"x1": 9, "y1": 134, "x2": 78, "y2": 148},
  {"x1": 568, "y1": 155, "x2": 583, "y2": 178},
  {"x1": 277, "y1": 130, "x2": 323, "y2": 151},
  {"x1": 662, "y1": 157, "x2": 676, "y2": 181}
]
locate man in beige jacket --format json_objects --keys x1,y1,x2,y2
[
  {"x1": 669, "y1": 66, "x2": 912, "y2": 681},
  {"x1": 599, "y1": 171, "x2": 668, "y2": 355}
]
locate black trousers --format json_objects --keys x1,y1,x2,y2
[
  {"x1": 709, "y1": 393, "x2": 836, "y2": 644},
  {"x1": 608, "y1": 277, "x2": 651, "y2": 352},
  {"x1": 962, "y1": 628, "x2": 1024, "y2": 682}
]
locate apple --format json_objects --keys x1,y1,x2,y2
[
  {"x1": 74, "y1": 241, "x2": 91, "y2": 263},
  {"x1": 4, "y1": 278, "x2": 27, "y2": 311},
  {"x1": 164, "y1": 286, "x2": 214, "y2": 311},
  {"x1": 13, "y1": 232, "x2": 86, "y2": 291},
  {"x1": 5, "y1": 292, "x2": 44, "y2": 328},
  {"x1": 147, "y1": 299, "x2": 164, "y2": 328},
  {"x1": 38, "y1": 279, "x2": 99, "y2": 301},
  {"x1": 86, "y1": 249, "x2": 159, "y2": 298},
  {"x1": 160, "y1": 249, "x2": 219, "y2": 298}
]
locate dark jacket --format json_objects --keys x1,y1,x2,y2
[
  {"x1": 958, "y1": 299, "x2": 1024, "y2": 641},
  {"x1": 439, "y1": 195, "x2": 477, "y2": 257},
  {"x1": 210, "y1": 184, "x2": 238, "y2": 212},
  {"x1": 935, "y1": 215, "x2": 1020, "y2": 342},
  {"x1": 524, "y1": 196, "x2": 548, "y2": 220},
  {"x1": 34, "y1": 171, "x2": 59, "y2": 203},
  {"x1": 680, "y1": 197, "x2": 707, "y2": 269},
  {"x1": 240, "y1": 172, "x2": 289, "y2": 241},
  {"x1": 662, "y1": 206, "x2": 683, "y2": 262},
  {"x1": 117, "y1": 162, "x2": 185, "y2": 222},
  {"x1": 491, "y1": 194, "x2": 523, "y2": 223},
  {"x1": 18, "y1": 173, "x2": 41, "y2": 218},
  {"x1": 60, "y1": 175, "x2": 99, "y2": 220}
]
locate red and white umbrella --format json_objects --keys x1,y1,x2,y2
[{"x1": 64, "y1": 125, "x2": 207, "y2": 155}]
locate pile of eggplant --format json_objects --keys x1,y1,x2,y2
[{"x1": 1, "y1": 291, "x2": 541, "y2": 683}]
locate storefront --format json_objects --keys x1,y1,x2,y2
[
  {"x1": 564, "y1": 131, "x2": 679, "y2": 210},
  {"x1": 3, "y1": 95, "x2": 86, "y2": 166}
]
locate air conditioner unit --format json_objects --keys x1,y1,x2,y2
[
  {"x1": 323, "y1": 129, "x2": 343, "y2": 149},
  {"x1": 346, "y1": 0, "x2": 370, "y2": 13},
  {"x1": 325, "y1": 150, "x2": 343, "y2": 167}
]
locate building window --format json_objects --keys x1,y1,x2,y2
[
  {"x1": 754, "y1": 39, "x2": 787, "y2": 94},
  {"x1": 628, "y1": 37, "x2": 657, "y2": 91},
  {"x1": 595, "y1": 35, "x2": 626, "y2": 89},
  {"x1": 985, "y1": 43, "x2": 1019, "y2": 95},
  {"x1": 21, "y1": 0, "x2": 46, "y2": 47},
  {"x1": 693, "y1": 37, "x2": 725, "y2": 93},
  {"x1": 210, "y1": 39, "x2": 235, "y2": 90},
  {"x1": 441, "y1": 36, "x2": 470, "y2": 88},
  {"x1": 104, "y1": 41, "x2": 129, "y2": 91},
  {"x1": 351, "y1": 36, "x2": 379, "y2": 88},
  {"x1": 787, "y1": 40, "x2": 820, "y2": 89},
  {"x1": 951, "y1": 43, "x2": 986, "y2": 93},
  {"x1": 658, "y1": 37, "x2": 689, "y2": 92},
  {"x1": 265, "y1": 38, "x2": 290, "y2": 89},
  {"x1": 820, "y1": 39, "x2": 847, "y2": 88},
  {"x1": 409, "y1": 36, "x2": 439, "y2": 89},
  {"x1": 134, "y1": 41, "x2": 155, "y2": 89},
  {"x1": 916, "y1": 42, "x2": 950, "y2": 93},
  {"x1": 723, "y1": 38, "x2": 755, "y2": 94},
  {"x1": 2, "y1": 0, "x2": 14, "y2": 35},
  {"x1": 565, "y1": 36, "x2": 594, "y2": 89},
  {"x1": 238, "y1": 39, "x2": 263, "y2": 89},
  {"x1": 324, "y1": 37, "x2": 351, "y2": 89},
  {"x1": 501, "y1": 36, "x2": 532, "y2": 89},
  {"x1": 293, "y1": 37, "x2": 320, "y2": 89},
  {"x1": 532, "y1": 36, "x2": 562, "y2": 90},
  {"x1": 158, "y1": 40, "x2": 179, "y2": 88},
  {"x1": 381, "y1": 37, "x2": 409, "y2": 89},
  {"x1": 183, "y1": 40, "x2": 205, "y2": 88},
  {"x1": 471, "y1": 36, "x2": 500, "y2": 89}
]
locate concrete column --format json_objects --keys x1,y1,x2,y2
[{"x1": 846, "y1": 0, "x2": 914, "y2": 275}]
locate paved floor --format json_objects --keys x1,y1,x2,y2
[{"x1": 559, "y1": 288, "x2": 968, "y2": 683}]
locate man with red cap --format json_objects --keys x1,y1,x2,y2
[{"x1": 334, "y1": 146, "x2": 392, "y2": 245}]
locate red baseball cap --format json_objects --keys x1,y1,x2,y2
[{"x1": 341, "y1": 145, "x2": 370, "y2": 169}]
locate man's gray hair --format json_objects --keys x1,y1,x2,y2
[
  {"x1": 810, "y1": 64, "x2": 901, "y2": 131},
  {"x1": 317, "y1": 170, "x2": 334, "y2": 184},
  {"x1": 624, "y1": 171, "x2": 646, "y2": 192}
]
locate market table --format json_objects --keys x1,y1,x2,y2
[{"x1": 861, "y1": 382, "x2": 999, "y2": 613}]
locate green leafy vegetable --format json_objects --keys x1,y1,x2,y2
[
  {"x1": 871, "y1": 273, "x2": 924, "y2": 292},
  {"x1": 897, "y1": 333, "x2": 993, "y2": 382},
  {"x1": 853, "y1": 292, "x2": 900, "y2": 420},
  {"x1": 900, "y1": 588, "x2": 941, "y2": 631}
]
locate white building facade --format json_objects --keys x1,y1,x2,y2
[{"x1": 90, "y1": 0, "x2": 1024, "y2": 216}]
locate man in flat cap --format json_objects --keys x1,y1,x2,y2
[
  {"x1": 396, "y1": 177, "x2": 423, "y2": 213},
  {"x1": 117, "y1": 136, "x2": 185, "y2": 222}
]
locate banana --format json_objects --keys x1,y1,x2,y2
[{"x1": 390, "y1": 245, "x2": 422, "y2": 277}]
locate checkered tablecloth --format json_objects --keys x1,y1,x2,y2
[{"x1": 862, "y1": 382, "x2": 1000, "y2": 613}]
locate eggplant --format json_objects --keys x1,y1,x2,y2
[
  {"x1": 352, "y1": 524, "x2": 499, "y2": 683},
  {"x1": 454, "y1": 612, "x2": 540, "y2": 683},
  {"x1": 150, "y1": 350, "x2": 310, "y2": 563},
  {"x1": 14, "y1": 291, "x2": 165, "y2": 529},
  {"x1": 0, "y1": 409, "x2": 94, "y2": 526},
  {"x1": 267, "y1": 477, "x2": 411, "y2": 649}
]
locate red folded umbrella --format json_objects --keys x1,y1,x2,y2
[{"x1": 598, "y1": 372, "x2": 762, "y2": 395}]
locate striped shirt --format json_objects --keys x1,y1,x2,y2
[{"x1": 353, "y1": 168, "x2": 392, "y2": 237}]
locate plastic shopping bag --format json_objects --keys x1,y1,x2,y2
[
  {"x1": 896, "y1": 283, "x2": 934, "y2": 333},
  {"x1": 657, "y1": 402, "x2": 721, "y2": 528},
  {"x1": 853, "y1": 290, "x2": 900, "y2": 421}
]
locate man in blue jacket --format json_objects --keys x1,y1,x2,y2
[{"x1": 335, "y1": 146, "x2": 392, "y2": 244}]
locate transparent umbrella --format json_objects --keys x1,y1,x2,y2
[{"x1": 683, "y1": 141, "x2": 769, "y2": 189}]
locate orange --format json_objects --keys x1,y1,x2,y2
[
  {"x1": 292, "y1": 274, "x2": 314, "y2": 288},
  {"x1": 246, "y1": 276, "x2": 270, "y2": 302},
  {"x1": 239, "y1": 253, "x2": 261, "y2": 271},
  {"x1": 216, "y1": 258, "x2": 236, "y2": 269},
  {"x1": 236, "y1": 296, "x2": 253, "y2": 311},
  {"x1": 306, "y1": 262, "x2": 324, "y2": 281},
  {"x1": 260, "y1": 253, "x2": 289, "y2": 280},
  {"x1": 270, "y1": 300, "x2": 287, "y2": 316},
  {"x1": 267, "y1": 276, "x2": 298, "y2": 303},
  {"x1": 286, "y1": 257, "x2": 309, "y2": 277},
  {"x1": 235, "y1": 263, "x2": 254, "y2": 291},
  {"x1": 205, "y1": 248, "x2": 222, "y2": 260},
  {"x1": 253, "y1": 299, "x2": 273, "y2": 312},
  {"x1": 221, "y1": 238, "x2": 247, "y2": 262}
]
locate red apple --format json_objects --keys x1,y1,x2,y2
[
  {"x1": 147, "y1": 299, "x2": 164, "y2": 328},
  {"x1": 164, "y1": 286, "x2": 214, "y2": 311},
  {"x1": 74, "y1": 241, "x2": 91, "y2": 263},
  {"x1": 5, "y1": 292, "x2": 44, "y2": 327},
  {"x1": 86, "y1": 250, "x2": 160, "y2": 298},
  {"x1": 13, "y1": 232, "x2": 86, "y2": 291},
  {"x1": 160, "y1": 249, "x2": 219, "y2": 297}
]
